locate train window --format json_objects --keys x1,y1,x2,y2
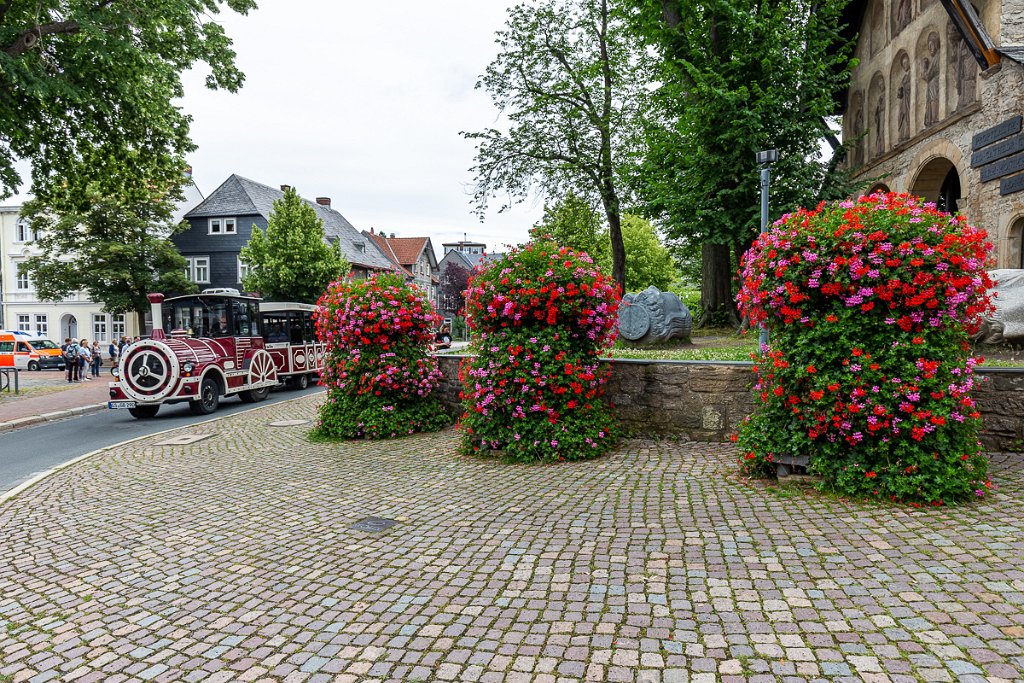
[
  {"x1": 263, "y1": 314, "x2": 289, "y2": 343},
  {"x1": 288, "y1": 312, "x2": 304, "y2": 345},
  {"x1": 302, "y1": 312, "x2": 316, "y2": 343},
  {"x1": 232, "y1": 301, "x2": 261, "y2": 337}
]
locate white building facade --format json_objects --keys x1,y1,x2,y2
[{"x1": 0, "y1": 205, "x2": 140, "y2": 343}]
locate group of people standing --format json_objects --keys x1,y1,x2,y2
[{"x1": 61, "y1": 336, "x2": 138, "y2": 383}]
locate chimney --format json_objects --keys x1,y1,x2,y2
[
  {"x1": 280, "y1": 184, "x2": 291, "y2": 192},
  {"x1": 316, "y1": 197, "x2": 331, "y2": 207},
  {"x1": 390, "y1": 232, "x2": 396, "y2": 239},
  {"x1": 369, "y1": 227, "x2": 375, "y2": 234}
]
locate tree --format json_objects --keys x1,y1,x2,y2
[
  {"x1": 463, "y1": 0, "x2": 649, "y2": 293},
  {"x1": 598, "y1": 214, "x2": 675, "y2": 291},
  {"x1": 240, "y1": 188, "x2": 350, "y2": 304},
  {"x1": 20, "y1": 185, "x2": 196, "y2": 331},
  {"x1": 629, "y1": 0, "x2": 855, "y2": 327},
  {"x1": 529, "y1": 191, "x2": 607, "y2": 262},
  {"x1": 439, "y1": 262, "x2": 472, "y2": 315},
  {"x1": 0, "y1": 0, "x2": 256, "y2": 201}
]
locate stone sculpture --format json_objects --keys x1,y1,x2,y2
[
  {"x1": 873, "y1": 92, "x2": 886, "y2": 157},
  {"x1": 618, "y1": 286, "x2": 692, "y2": 345},
  {"x1": 949, "y1": 24, "x2": 977, "y2": 110},
  {"x1": 974, "y1": 269, "x2": 1024, "y2": 344},
  {"x1": 893, "y1": 0, "x2": 911, "y2": 36},
  {"x1": 922, "y1": 32, "x2": 941, "y2": 127}
]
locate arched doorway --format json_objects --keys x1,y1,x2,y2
[
  {"x1": 1009, "y1": 217, "x2": 1024, "y2": 269},
  {"x1": 868, "y1": 182, "x2": 891, "y2": 196},
  {"x1": 910, "y1": 157, "x2": 962, "y2": 212},
  {"x1": 61, "y1": 314, "x2": 77, "y2": 341}
]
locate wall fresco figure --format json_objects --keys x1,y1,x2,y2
[
  {"x1": 948, "y1": 23, "x2": 977, "y2": 109},
  {"x1": 896, "y1": 52, "x2": 912, "y2": 142},
  {"x1": 870, "y1": 0, "x2": 885, "y2": 55},
  {"x1": 893, "y1": 0, "x2": 911, "y2": 36},
  {"x1": 921, "y1": 32, "x2": 941, "y2": 127},
  {"x1": 853, "y1": 106, "x2": 865, "y2": 166}
]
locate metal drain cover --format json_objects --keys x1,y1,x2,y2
[
  {"x1": 155, "y1": 433, "x2": 215, "y2": 446},
  {"x1": 267, "y1": 419, "x2": 311, "y2": 427},
  {"x1": 350, "y1": 517, "x2": 398, "y2": 533}
]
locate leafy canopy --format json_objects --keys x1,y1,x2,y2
[
  {"x1": 598, "y1": 214, "x2": 675, "y2": 292},
  {"x1": 20, "y1": 184, "x2": 196, "y2": 324},
  {"x1": 530, "y1": 191, "x2": 606, "y2": 262},
  {"x1": 240, "y1": 187, "x2": 350, "y2": 304},
  {"x1": 463, "y1": 0, "x2": 650, "y2": 291},
  {"x1": 0, "y1": 0, "x2": 256, "y2": 200}
]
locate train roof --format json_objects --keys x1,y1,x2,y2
[
  {"x1": 164, "y1": 292, "x2": 263, "y2": 304},
  {"x1": 259, "y1": 301, "x2": 320, "y2": 313}
]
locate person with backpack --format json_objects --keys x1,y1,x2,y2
[
  {"x1": 108, "y1": 340, "x2": 118, "y2": 365},
  {"x1": 62, "y1": 338, "x2": 80, "y2": 383}
]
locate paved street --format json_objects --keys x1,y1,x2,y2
[
  {"x1": 0, "y1": 394, "x2": 1022, "y2": 683},
  {"x1": 0, "y1": 383, "x2": 324, "y2": 494}
]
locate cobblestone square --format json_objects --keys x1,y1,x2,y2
[{"x1": 1, "y1": 395, "x2": 1022, "y2": 682}]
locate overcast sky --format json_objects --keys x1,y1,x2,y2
[{"x1": 178, "y1": 0, "x2": 542, "y2": 257}]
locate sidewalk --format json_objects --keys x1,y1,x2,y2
[
  {"x1": 0, "y1": 378, "x2": 110, "y2": 432},
  {"x1": 0, "y1": 394, "x2": 1022, "y2": 683}
]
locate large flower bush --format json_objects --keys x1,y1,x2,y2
[
  {"x1": 736, "y1": 192, "x2": 993, "y2": 504},
  {"x1": 313, "y1": 273, "x2": 450, "y2": 439},
  {"x1": 459, "y1": 241, "x2": 621, "y2": 462}
]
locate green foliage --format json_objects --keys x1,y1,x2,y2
[
  {"x1": 240, "y1": 187, "x2": 350, "y2": 304},
  {"x1": 627, "y1": 0, "x2": 858, "y2": 320},
  {"x1": 597, "y1": 214, "x2": 676, "y2": 291},
  {"x1": 530, "y1": 192, "x2": 607, "y2": 262},
  {"x1": 462, "y1": 0, "x2": 651, "y2": 291},
  {"x1": 20, "y1": 184, "x2": 196, "y2": 327},
  {"x1": 0, "y1": 0, "x2": 255, "y2": 201}
]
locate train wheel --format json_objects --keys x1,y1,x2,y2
[
  {"x1": 129, "y1": 405, "x2": 160, "y2": 419},
  {"x1": 294, "y1": 373, "x2": 310, "y2": 390},
  {"x1": 189, "y1": 377, "x2": 220, "y2": 415},
  {"x1": 239, "y1": 386, "x2": 270, "y2": 403}
]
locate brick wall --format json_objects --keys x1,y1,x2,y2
[{"x1": 436, "y1": 356, "x2": 1024, "y2": 451}]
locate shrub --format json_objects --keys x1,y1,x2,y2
[
  {"x1": 313, "y1": 273, "x2": 450, "y2": 439},
  {"x1": 735, "y1": 192, "x2": 993, "y2": 504},
  {"x1": 459, "y1": 241, "x2": 620, "y2": 461}
]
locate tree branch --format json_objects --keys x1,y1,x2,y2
[{"x1": 5, "y1": 21, "x2": 81, "y2": 57}]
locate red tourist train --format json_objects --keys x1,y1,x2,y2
[{"x1": 108, "y1": 290, "x2": 324, "y2": 418}]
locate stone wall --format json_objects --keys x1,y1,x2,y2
[{"x1": 436, "y1": 355, "x2": 1024, "y2": 450}]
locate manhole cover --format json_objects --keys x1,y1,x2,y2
[
  {"x1": 350, "y1": 517, "x2": 398, "y2": 533},
  {"x1": 155, "y1": 433, "x2": 216, "y2": 446},
  {"x1": 267, "y1": 419, "x2": 311, "y2": 427}
]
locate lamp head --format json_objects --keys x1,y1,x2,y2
[{"x1": 756, "y1": 149, "x2": 779, "y2": 165}]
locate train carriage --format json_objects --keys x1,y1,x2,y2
[{"x1": 108, "y1": 290, "x2": 323, "y2": 418}]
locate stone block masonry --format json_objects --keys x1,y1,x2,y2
[{"x1": 436, "y1": 356, "x2": 1024, "y2": 451}]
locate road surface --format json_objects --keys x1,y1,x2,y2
[{"x1": 0, "y1": 384, "x2": 324, "y2": 495}]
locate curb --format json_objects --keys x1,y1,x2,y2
[
  {"x1": 0, "y1": 402, "x2": 107, "y2": 433},
  {"x1": 0, "y1": 393, "x2": 319, "y2": 506}
]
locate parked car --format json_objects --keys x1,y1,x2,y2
[{"x1": 0, "y1": 333, "x2": 65, "y2": 370}]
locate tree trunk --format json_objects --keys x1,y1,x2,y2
[
  {"x1": 606, "y1": 207, "x2": 626, "y2": 291},
  {"x1": 698, "y1": 242, "x2": 739, "y2": 328}
]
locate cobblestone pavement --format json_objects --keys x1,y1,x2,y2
[{"x1": 1, "y1": 395, "x2": 1023, "y2": 683}]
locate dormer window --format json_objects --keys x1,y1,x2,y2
[
  {"x1": 354, "y1": 241, "x2": 365, "y2": 253},
  {"x1": 209, "y1": 217, "x2": 237, "y2": 235}
]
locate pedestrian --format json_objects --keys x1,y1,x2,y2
[
  {"x1": 118, "y1": 335, "x2": 129, "y2": 356},
  {"x1": 108, "y1": 339, "x2": 118, "y2": 364},
  {"x1": 91, "y1": 341, "x2": 102, "y2": 377},
  {"x1": 62, "y1": 337, "x2": 80, "y2": 383},
  {"x1": 78, "y1": 338, "x2": 91, "y2": 381}
]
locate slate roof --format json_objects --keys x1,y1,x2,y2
[{"x1": 184, "y1": 174, "x2": 395, "y2": 271}]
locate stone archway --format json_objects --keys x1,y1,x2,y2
[
  {"x1": 910, "y1": 156, "x2": 961, "y2": 212},
  {"x1": 868, "y1": 182, "x2": 892, "y2": 195},
  {"x1": 1008, "y1": 217, "x2": 1024, "y2": 269},
  {"x1": 61, "y1": 314, "x2": 78, "y2": 341}
]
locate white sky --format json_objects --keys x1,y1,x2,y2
[{"x1": 179, "y1": 0, "x2": 543, "y2": 258}]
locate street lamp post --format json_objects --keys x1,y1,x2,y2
[{"x1": 756, "y1": 149, "x2": 778, "y2": 349}]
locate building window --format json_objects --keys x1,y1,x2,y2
[
  {"x1": 186, "y1": 256, "x2": 210, "y2": 284},
  {"x1": 17, "y1": 314, "x2": 30, "y2": 332},
  {"x1": 16, "y1": 269, "x2": 29, "y2": 290},
  {"x1": 209, "y1": 217, "x2": 237, "y2": 235},
  {"x1": 15, "y1": 219, "x2": 35, "y2": 243},
  {"x1": 237, "y1": 257, "x2": 251, "y2": 284},
  {"x1": 34, "y1": 314, "x2": 48, "y2": 337},
  {"x1": 92, "y1": 314, "x2": 108, "y2": 342},
  {"x1": 111, "y1": 314, "x2": 126, "y2": 339}
]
